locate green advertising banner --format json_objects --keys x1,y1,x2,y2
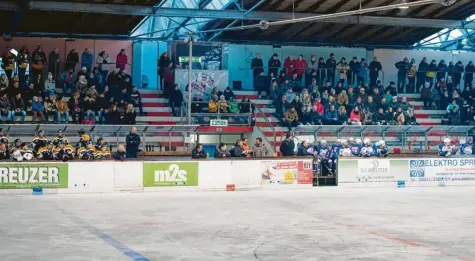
[
  {"x1": 143, "y1": 162, "x2": 199, "y2": 187},
  {"x1": 0, "y1": 163, "x2": 68, "y2": 189}
]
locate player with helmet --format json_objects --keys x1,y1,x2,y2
[
  {"x1": 360, "y1": 138, "x2": 376, "y2": 157},
  {"x1": 0, "y1": 128, "x2": 8, "y2": 146},
  {"x1": 76, "y1": 128, "x2": 91, "y2": 152},
  {"x1": 20, "y1": 143, "x2": 34, "y2": 161},
  {"x1": 350, "y1": 138, "x2": 362, "y2": 157},
  {"x1": 10, "y1": 138, "x2": 22, "y2": 154},
  {"x1": 78, "y1": 142, "x2": 96, "y2": 161},
  {"x1": 317, "y1": 140, "x2": 333, "y2": 176},
  {"x1": 439, "y1": 138, "x2": 454, "y2": 157},
  {"x1": 375, "y1": 140, "x2": 389, "y2": 157},
  {"x1": 32, "y1": 130, "x2": 48, "y2": 155},
  {"x1": 339, "y1": 139, "x2": 352, "y2": 157},
  {"x1": 37, "y1": 141, "x2": 55, "y2": 160},
  {"x1": 53, "y1": 129, "x2": 69, "y2": 147},
  {"x1": 94, "y1": 137, "x2": 111, "y2": 159},
  {"x1": 456, "y1": 138, "x2": 472, "y2": 155},
  {"x1": 54, "y1": 140, "x2": 74, "y2": 162}
]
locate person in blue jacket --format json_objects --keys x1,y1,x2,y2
[
  {"x1": 81, "y1": 48, "x2": 94, "y2": 73},
  {"x1": 438, "y1": 138, "x2": 454, "y2": 157},
  {"x1": 375, "y1": 140, "x2": 389, "y2": 157},
  {"x1": 317, "y1": 140, "x2": 333, "y2": 175},
  {"x1": 329, "y1": 139, "x2": 342, "y2": 172},
  {"x1": 456, "y1": 139, "x2": 472, "y2": 156},
  {"x1": 297, "y1": 141, "x2": 314, "y2": 156}
]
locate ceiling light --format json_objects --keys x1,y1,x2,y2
[{"x1": 399, "y1": 0, "x2": 410, "y2": 9}]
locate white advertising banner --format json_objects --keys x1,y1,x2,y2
[
  {"x1": 356, "y1": 159, "x2": 393, "y2": 183},
  {"x1": 175, "y1": 69, "x2": 229, "y2": 99},
  {"x1": 408, "y1": 158, "x2": 475, "y2": 182}
]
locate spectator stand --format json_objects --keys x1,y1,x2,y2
[{"x1": 1, "y1": 124, "x2": 199, "y2": 154}]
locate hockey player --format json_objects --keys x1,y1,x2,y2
[
  {"x1": 339, "y1": 139, "x2": 352, "y2": 157},
  {"x1": 360, "y1": 138, "x2": 376, "y2": 157},
  {"x1": 0, "y1": 128, "x2": 8, "y2": 146},
  {"x1": 37, "y1": 141, "x2": 55, "y2": 160},
  {"x1": 76, "y1": 128, "x2": 91, "y2": 151},
  {"x1": 456, "y1": 139, "x2": 472, "y2": 156},
  {"x1": 0, "y1": 143, "x2": 9, "y2": 160},
  {"x1": 375, "y1": 140, "x2": 389, "y2": 157},
  {"x1": 350, "y1": 138, "x2": 362, "y2": 157},
  {"x1": 317, "y1": 140, "x2": 334, "y2": 175},
  {"x1": 10, "y1": 138, "x2": 22, "y2": 155},
  {"x1": 78, "y1": 142, "x2": 96, "y2": 161},
  {"x1": 95, "y1": 137, "x2": 109, "y2": 151},
  {"x1": 95, "y1": 146, "x2": 112, "y2": 159},
  {"x1": 54, "y1": 140, "x2": 74, "y2": 162},
  {"x1": 53, "y1": 129, "x2": 69, "y2": 147},
  {"x1": 20, "y1": 143, "x2": 34, "y2": 161},
  {"x1": 438, "y1": 138, "x2": 454, "y2": 157},
  {"x1": 32, "y1": 130, "x2": 48, "y2": 154}
]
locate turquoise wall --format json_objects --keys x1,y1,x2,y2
[{"x1": 132, "y1": 40, "x2": 163, "y2": 89}]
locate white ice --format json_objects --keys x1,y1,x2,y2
[{"x1": 0, "y1": 186, "x2": 474, "y2": 261}]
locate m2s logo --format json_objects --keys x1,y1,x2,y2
[{"x1": 154, "y1": 164, "x2": 187, "y2": 183}]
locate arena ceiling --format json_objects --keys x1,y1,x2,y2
[{"x1": 0, "y1": 0, "x2": 473, "y2": 47}]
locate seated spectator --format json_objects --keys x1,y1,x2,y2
[
  {"x1": 452, "y1": 90, "x2": 460, "y2": 103},
  {"x1": 284, "y1": 86, "x2": 296, "y2": 103},
  {"x1": 440, "y1": 90, "x2": 451, "y2": 110},
  {"x1": 9, "y1": 81, "x2": 21, "y2": 98},
  {"x1": 462, "y1": 86, "x2": 472, "y2": 101},
  {"x1": 114, "y1": 88, "x2": 130, "y2": 107},
  {"x1": 386, "y1": 107, "x2": 396, "y2": 124},
  {"x1": 385, "y1": 81, "x2": 398, "y2": 96},
  {"x1": 69, "y1": 92, "x2": 83, "y2": 124},
  {"x1": 307, "y1": 78, "x2": 318, "y2": 95},
  {"x1": 0, "y1": 74, "x2": 8, "y2": 93},
  {"x1": 208, "y1": 95, "x2": 218, "y2": 113},
  {"x1": 56, "y1": 96, "x2": 69, "y2": 124},
  {"x1": 321, "y1": 89, "x2": 329, "y2": 104},
  {"x1": 82, "y1": 95, "x2": 96, "y2": 124},
  {"x1": 421, "y1": 82, "x2": 432, "y2": 108},
  {"x1": 383, "y1": 89, "x2": 393, "y2": 105},
  {"x1": 404, "y1": 109, "x2": 418, "y2": 125},
  {"x1": 96, "y1": 92, "x2": 110, "y2": 124},
  {"x1": 23, "y1": 83, "x2": 39, "y2": 108},
  {"x1": 274, "y1": 95, "x2": 289, "y2": 124},
  {"x1": 223, "y1": 87, "x2": 234, "y2": 101},
  {"x1": 447, "y1": 106, "x2": 459, "y2": 125},
  {"x1": 114, "y1": 144, "x2": 127, "y2": 161},
  {"x1": 395, "y1": 107, "x2": 405, "y2": 125},
  {"x1": 210, "y1": 86, "x2": 223, "y2": 99},
  {"x1": 269, "y1": 80, "x2": 281, "y2": 102},
  {"x1": 324, "y1": 104, "x2": 339, "y2": 125},
  {"x1": 349, "y1": 106, "x2": 362, "y2": 125},
  {"x1": 357, "y1": 87, "x2": 368, "y2": 103},
  {"x1": 312, "y1": 97, "x2": 324, "y2": 125},
  {"x1": 44, "y1": 94, "x2": 57, "y2": 123},
  {"x1": 76, "y1": 75, "x2": 88, "y2": 95},
  {"x1": 365, "y1": 96, "x2": 376, "y2": 113},
  {"x1": 347, "y1": 86, "x2": 356, "y2": 105},
  {"x1": 218, "y1": 95, "x2": 229, "y2": 113},
  {"x1": 337, "y1": 89, "x2": 349, "y2": 107},
  {"x1": 60, "y1": 69, "x2": 76, "y2": 94},
  {"x1": 191, "y1": 143, "x2": 208, "y2": 159},
  {"x1": 379, "y1": 97, "x2": 389, "y2": 111},
  {"x1": 300, "y1": 89, "x2": 312, "y2": 124},
  {"x1": 169, "y1": 84, "x2": 183, "y2": 116},
  {"x1": 446, "y1": 99, "x2": 459, "y2": 114},
  {"x1": 374, "y1": 107, "x2": 388, "y2": 125},
  {"x1": 107, "y1": 104, "x2": 121, "y2": 125},
  {"x1": 124, "y1": 103, "x2": 136, "y2": 125},
  {"x1": 10, "y1": 93, "x2": 26, "y2": 123},
  {"x1": 289, "y1": 72, "x2": 302, "y2": 93},
  {"x1": 290, "y1": 96, "x2": 302, "y2": 118},
  {"x1": 227, "y1": 98, "x2": 239, "y2": 118},
  {"x1": 86, "y1": 86, "x2": 99, "y2": 97},
  {"x1": 44, "y1": 72, "x2": 56, "y2": 96},
  {"x1": 390, "y1": 96, "x2": 400, "y2": 111},
  {"x1": 352, "y1": 96, "x2": 364, "y2": 112},
  {"x1": 128, "y1": 86, "x2": 142, "y2": 116},
  {"x1": 460, "y1": 103, "x2": 474, "y2": 125},
  {"x1": 214, "y1": 143, "x2": 231, "y2": 158},
  {"x1": 254, "y1": 71, "x2": 268, "y2": 99},
  {"x1": 31, "y1": 96, "x2": 45, "y2": 123},
  {"x1": 338, "y1": 106, "x2": 348, "y2": 125},
  {"x1": 284, "y1": 106, "x2": 300, "y2": 129},
  {"x1": 191, "y1": 94, "x2": 204, "y2": 124},
  {"x1": 91, "y1": 67, "x2": 103, "y2": 91},
  {"x1": 372, "y1": 88, "x2": 382, "y2": 103}
]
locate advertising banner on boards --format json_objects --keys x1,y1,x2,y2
[
  {"x1": 0, "y1": 163, "x2": 68, "y2": 189},
  {"x1": 260, "y1": 160, "x2": 313, "y2": 185},
  {"x1": 143, "y1": 162, "x2": 199, "y2": 187}
]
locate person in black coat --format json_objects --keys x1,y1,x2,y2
[
  {"x1": 395, "y1": 57, "x2": 410, "y2": 93},
  {"x1": 130, "y1": 86, "x2": 143, "y2": 116},
  {"x1": 114, "y1": 145, "x2": 127, "y2": 161},
  {"x1": 297, "y1": 141, "x2": 313, "y2": 156},
  {"x1": 192, "y1": 143, "x2": 207, "y2": 159},
  {"x1": 125, "y1": 127, "x2": 141, "y2": 158},
  {"x1": 169, "y1": 84, "x2": 183, "y2": 116},
  {"x1": 268, "y1": 53, "x2": 281, "y2": 78},
  {"x1": 464, "y1": 61, "x2": 475, "y2": 87},
  {"x1": 229, "y1": 139, "x2": 247, "y2": 157},
  {"x1": 214, "y1": 143, "x2": 231, "y2": 158},
  {"x1": 280, "y1": 133, "x2": 295, "y2": 157},
  {"x1": 251, "y1": 53, "x2": 264, "y2": 78}
]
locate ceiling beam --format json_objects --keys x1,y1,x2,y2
[{"x1": 0, "y1": 1, "x2": 471, "y2": 30}]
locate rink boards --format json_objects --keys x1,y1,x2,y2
[
  {"x1": 0, "y1": 159, "x2": 314, "y2": 194},
  {"x1": 338, "y1": 157, "x2": 475, "y2": 187}
]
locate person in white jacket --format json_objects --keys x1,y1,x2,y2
[{"x1": 96, "y1": 51, "x2": 111, "y2": 81}]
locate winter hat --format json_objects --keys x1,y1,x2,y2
[{"x1": 272, "y1": 53, "x2": 278, "y2": 57}]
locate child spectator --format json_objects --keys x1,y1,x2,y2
[
  {"x1": 44, "y1": 94, "x2": 57, "y2": 123},
  {"x1": 56, "y1": 96, "x2": 70, "y2": 124},
  {"x1": 31, "y1": 96, "x2": 45, "y2": 123},
  {"x1": 421, "y1": 82, "x2": 432, "y2": 108},
  {"x1": 69, "y1": 92, "x2": 83, "y2": 124}
]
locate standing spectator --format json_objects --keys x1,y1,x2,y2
[
  {"x1": 254, "y1": 71, "x2": 269, "y2": 98},
  {"x1": 284, "y1": 107, "x2": 300, "y2": 130},
  {"x1": 324, "y1": 104, "x2": 339, "y2": 125},
  {"x1": 426, "y1": 60, "x2": 437, "y2": 88},
  {"x1": 416, "y1": 57, "x2": 429, "y2": 92},
  {"x1": 369, "y1": 57, "x2": 382, "y2": 87},
  {"x1": 44, "y1": 72, "x2": 56, "y2": 97},
  {"x1": 268, "y1": 53, "x2": 281, "y2": 78},
  {"x1": 169, "y1": 84, "x2": 183, "y2": 116},
  {"x1": 251, "y1": 53, "x2": 264, "y2": 79},
  {"x1": 293, "y1": 55, "x2": 307, "y2": 81},
  {"x1": 129, "y1": 86, "x2": 143, "y2": 116},
  {"x1": 280, "y1": 133, "x2": 295, "y2": 157},
  {"x1": 336, "y1": 57, "x2": 350, "y2": 86},
  {"x1": 358, "y1": 58, "x2": 369, "y2": 86},
  {"x1": 395, "y1": 57, "x2": 410, "y2": 93},
  {"x1": 284, "y1": 56, "x2": 295, "y2": 76},
  {"x1": 10, "y1": 93, "x2": 26, "y2": 123},
  {"x1": 116, "y1": 49, "x2": 128, "y2": 71},
  {"x1": 65, "y1": 49, "x2": 79, "y2": 71},
  {"x1": 125, "y1": 127, "x2": 141, "y2": 158},
  {"x1": 56, "y1": 96, "x2": 70, "y2": 124},
  {"x1": 407, "y1": 58, "x2": 417, "y2": 90},
  {"x1": 48, "y1": 48, "x2": 60, "y2": 80},
  {"x1": 17, "y1": 46, "x2": 30, "y2": 87},
  {"x1": 68, "y1": 92, "x2": 82, "y2": 124},
  {"x1": 124, "y1": 104, "x2": 136, "y2": 125},
  {"x1": 447, "y1": 61, "x2": 455, "y2": 79},
  {"x1": 252, "y1": 137, "x2": 269, "y2": 158},
  {"x1": 214, "y1": 143, "x2": 231, "y2": 158},
  {"x1": 348, "y1": 57, "x2": 360, "y2": 86},
  {"x1": 421, "y1": 82, "x2": 432, "y2": 108},
  {"x1": 192, "y1": 143, "x2": 207, "y2": 159},
  {"x1": 437, "y1": 60, "x2": 447, "y2": 81},
  {"x1": 97, "y1": 51, "x2": 111, "y2": 81},
  {"x1": 453, "y1": 61, "x2": 464, "y2": 86},
  {"x1": 305, "y1": 55, "x2": 318, "y2": 86},
  {"x1": 2, "y1": 46, "x2": 15, "y2": 83},
  {"x1": 81, "y1": 48, "x2": 94, "y2": 73},
  {"x1": 31, "y1": 45, "x2": 46, "y2": 79},
  {"x1": 317, "y1": 57, "x2": 326, "y2": 87},
  {"x1": 158, "y1": 52, "x2": 173, "y2": 90},
  {"x1": 239, "y1": 97, "x2": 252, "y2": 124},
  {"x1": 31, "y1": 96, "x2": 45, "y2": 123},
  {"x1": 464, "y1": 61, "x2": 475, "y2": 87},
  {"x1": 0, "y1": 93, "x2": 12, "y2": 123},
  {"x1": 326, "y1": 53, "x2": 337, "y2": 87},
  {"x1": 44, "y1": 94, "x2": 57, "y2": 123}
]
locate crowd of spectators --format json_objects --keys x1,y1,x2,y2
[
  {"x1": 0, "y1": 45, "x2": 142, "y2": 124},
  {"x1": 248, "y1": 53, "x2": 475, "y2": 129}
]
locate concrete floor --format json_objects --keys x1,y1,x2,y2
[{"x1": 0, "y1": 187, "x2": 474, "y2": 261}]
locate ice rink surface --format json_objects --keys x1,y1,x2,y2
[{"x1": 1, "y1": 187, "x2": 475, "y2": 261}]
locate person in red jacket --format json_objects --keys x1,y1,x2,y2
[
  {"x1": 293, "y1": 55, "x2": 307, "y2": 79},
  {"x1": 116, "y1": 49, "x2": 128, "y2": 71},
  {"x1": 312, "y1": 97, "x2": 324, "y2": 125},
  {"x1": 284, "y1": 56, "x2": 295, "y2": 76}
]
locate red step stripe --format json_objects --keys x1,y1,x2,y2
[
  {"x1": 420, "y1": 123, "x2": 437, "y2": 126},
  {"x1": 235, "y1": 95, "x2": 258, "y2": 99},
  {"x1": 414, "y1": 114, "x2": 429, "y2": 119},
  {"x1": 146, "y1": 112, "x2": 173, "y2": 116},
  {"x1": 142, "y1": 94, "x2": 161, "y2": 98},
  {"x1": 143, "y1": 103, "x2": 168, "y2": 107}
]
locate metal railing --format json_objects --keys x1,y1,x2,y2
[{"x1": 179, "y1": 101, "x2": 254, "y2": 126}]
